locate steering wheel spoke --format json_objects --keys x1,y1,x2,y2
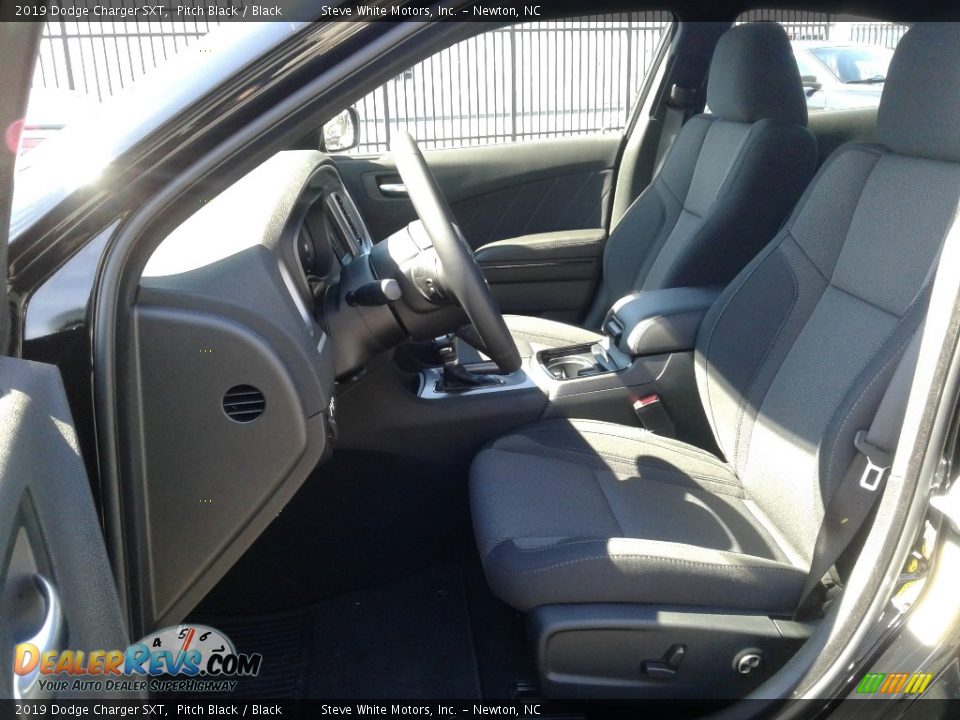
[{"x1": 391, "y1": 131, "x2": 521, "y2": 374}]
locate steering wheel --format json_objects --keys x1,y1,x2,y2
[{"x1": 391, "y1": 131, "x2": 522, "y2": 374}]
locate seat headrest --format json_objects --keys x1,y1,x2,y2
[
  {"x1": 877, "y1": 23, "x2": 960, "y2": 163},
  {"x1": 706, "y1": 23, "x2": 808, "y2": 126}
]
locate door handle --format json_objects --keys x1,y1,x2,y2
[
  {"x1": 377, "y1": 181, "x2": 407, "y2": 198},
  {"x1": 14, "y1": 575, "x2": 65, "y2": 701}
]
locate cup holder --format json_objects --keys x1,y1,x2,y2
[{"x1": 545, "y1": 356, "x2": 596, "y2": 380}]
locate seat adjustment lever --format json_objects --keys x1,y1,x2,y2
[{"x1": 641, "y1": 643, "x2": 686, "y2": 678}]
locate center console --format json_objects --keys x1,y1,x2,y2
[
  {"x1": 538, "y1": 342, "x2": 621, "y2": 380},
  {"x1": 336, "y1": 287, "x2": 724, "y2": 462},
  {"x1": 415, "y1": 286, "x2": 722, "y2": 445}
]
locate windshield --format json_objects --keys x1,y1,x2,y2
[
  {"x1": 810, "y1": 45, "x2": 894, "y2": 84},
  {"x1": 10, "y1": 21, "x2": 305, "y2": 242}
]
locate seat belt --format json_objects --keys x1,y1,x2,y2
[
  {"x1": 794, "y1": 327, "x2": 925, "y2": 619},
  {"x1": 653, "y1": 84, "x2": 697, "y2": 174}
]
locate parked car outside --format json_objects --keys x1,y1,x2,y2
[{"x1": 792, "y1": 40, "x2": 894, "y2": 110}]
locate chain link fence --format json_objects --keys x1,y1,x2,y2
[
  {"x1": 353, "y1": 13, "x2": 673, "y2": 153},
  {"x1": 30, "y1": 11, "x2": 908, "y2": 153},
  {"x1": 34, "y1": 16, "x2": 220, "y2": 103}
]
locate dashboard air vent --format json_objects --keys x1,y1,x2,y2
[{"x1": 222, "y1": 385, "x2": 265, "y2": 423}]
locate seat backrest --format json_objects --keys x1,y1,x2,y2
[
  {"x1": 695, "y1": 23, "x2": 960, "y2": 566},
  {"x1": 586, "y1": 23, "x2": 818, "y2": 328}
]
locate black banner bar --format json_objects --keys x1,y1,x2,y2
[
  {"x1": 3, "y1": 699, "x2": 960, "y2": 719},
  {"x1": 1, "y1": 1, "x2": 561, "y2": 24}
]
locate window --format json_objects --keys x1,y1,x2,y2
[
  {"x1": 793, "y1": 50, "x2": 825, "y2": 81},
  {"x1": 348, "y1": 13, "x2": 673, "y2": 154},
  {"x1": 736, "y1": 11, "x2": 908, "y2": 112},
  {"x1": 809, "y1": 45, "x2": 893, "y2": 84}
]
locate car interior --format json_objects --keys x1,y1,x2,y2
[{"x1": 47, "y1": 15, "x2": 960, "y2": 704}]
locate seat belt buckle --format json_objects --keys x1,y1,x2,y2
[
  {"x1": 854, "y1": 430, "x2": 892, "y2": 492},
  {"x1": 632, "y1": 394, "x2": 676, "y2": 438}
]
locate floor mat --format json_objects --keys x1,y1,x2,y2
[{"x1": 197, "y1": 565, "x2": 481, "y2": 699}]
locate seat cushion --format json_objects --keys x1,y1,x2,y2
[{"x1": 470, "y1": 419, "x2": 806, "y2": 614}]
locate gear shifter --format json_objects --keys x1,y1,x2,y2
[{"x1": 434, "y1": 334, "x2": 503, "y2": 392}]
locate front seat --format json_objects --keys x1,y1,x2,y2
[
  {"x1": 472, "y1": 23, "x2": 959, "y2": 627},
  {"x1": 497, "y1": 22, "x2": 818, "y2": 356}
]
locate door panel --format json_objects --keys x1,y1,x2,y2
[
  {"x1": 474, "y1": 228, "x2": 606, "y2": 322},
  {"x1": 0, "y1": 359, "x2": 128, "y2": 700},
  {"x1": 335, "y1": 134, "x2": 620, "y2": 319},
  {"x1": 335, "y1": 135, "x2": 620, "y2": 247},
  {"x1": 0, "y1": 21, "x2": 128, "y2": 703}
]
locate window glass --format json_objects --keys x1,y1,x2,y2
[
  {"x1": 735, "y1": 12, "x2": 908, "y2": 111},
  {"x1": 809, "y1": 45, "x2": 893, "y2": 84},
  {"x1": 793, "y1": 51, "x2": 824, "y2": 80},
  {"x1": 349, "y1": 13, "x2": 673, "y2": 154}
]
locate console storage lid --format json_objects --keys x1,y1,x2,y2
[{"x1": 605, "y1": 287, "x2": 721, "y2": 357}]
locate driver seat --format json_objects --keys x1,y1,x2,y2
[
  {"x1": 498, "y1": 22, "x2": 818, "y2": 357},
  {"x1": 471, "y1": 21, "x2": 960, "y2": 647}
]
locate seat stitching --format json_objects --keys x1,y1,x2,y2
[
  {"x1": 702, "y1": 241, "x2": 788, "y2": 454},
  {"x1": 830, "y1": 282, "x2": 902, "y2": 318},
  {"x1": 700, "y1": 146, "x2": 883, "y2": 456},
  {"x1": 732, "y1": 241, "x2": 800, "y2": 473},
  {"x1": 660, "y1": 116, "x2": 713, "y2": 207},
  {"x1": 523, "y1": 420, "x2": 730, "y2": 468},
  {"x1": 624, "y1": 184, "x2": 673, "y2": 296},
  {"x1": 513, "y1": 433, "x2": 739, "y2": 481},
  {"x1": 494, "y1": 444, "x2": 745, "y2": 499},
  {"x1": 592, "y1": 469, "x2": 627, "y2": 536},
  {"x1": 505, "y1": 553, "x2": 803, "y2": 576},
  {"x1": 595, "y1": 425, "x2": 731, "y2": 468},
  {"x1": 519, "y1": 426, "x2": 734, "y2": 475},
  {"x1": 824, "y1": 329, "x2": 917, "y2": 488},
  {"x1": 818, "y1": 296, "x2": 920, "y2": 492},
  {"x1": 787, "y1": 233, "x2": 829, "y2": 281},
  {"x1": 484, "y1": 447, "x2": 744, "y2": 503},
  {"x1": 510, "y1": 539, "x2": 613, "y2": 554}
]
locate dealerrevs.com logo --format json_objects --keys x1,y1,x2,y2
[
  {"x1": 855, "y1": 672, "x2": 934, "y2": 696},
  {"x1": 14, "y1": 625, "x2": 262, "y2": 695}
]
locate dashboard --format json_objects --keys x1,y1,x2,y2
[
  {"x1": 130, "y1": 150, "x2": 372, "y2": 627},
  {"x1": 121, "y1": 147, "x2": 477, "y2": 628},
  {"x1": 294, "y1": 164, "x2": 374, "y2": 287}
]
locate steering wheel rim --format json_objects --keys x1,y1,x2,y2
[{"x1": 391, "y1": 131, "x2": 522, "y2": 374}]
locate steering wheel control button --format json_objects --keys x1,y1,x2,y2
[
  {"x1": 734, "y1": 650, "x2": 763, "y2": 675},
  {"x1": 412, "y1": 260, "x2": 446, "y2": 302}
]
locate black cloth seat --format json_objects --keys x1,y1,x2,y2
[
  {"x1": 502, "y1": 22, "x2": 818, "y2": 356},
  {"x1": 471, "y1": 419, "x2": 807, "y2": 613},
  {"x1": 470, "y1": 23, "x2": 960, "y2": 614}
]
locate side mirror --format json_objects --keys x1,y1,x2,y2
[
  {"x1": 321, "y1": 107, "x2": 360, "y2": 153},
  {"x1": 801, "y1": 74, "x2": 823, "y2": 96}
]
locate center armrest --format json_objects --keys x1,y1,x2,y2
[{"x1": 605, "y1": 287, "x2": 721, "y2": 357}]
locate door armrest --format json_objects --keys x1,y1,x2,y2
[{"x1": 474, "y1": 229, "x2": 606, "y2": 265}]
